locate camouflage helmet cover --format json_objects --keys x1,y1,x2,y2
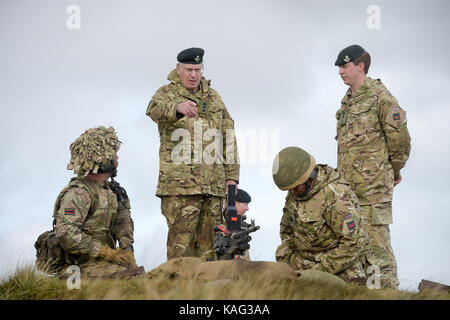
[
  {"x1": 67, "y1": 126, "x2": 121, "y2": 176},
  {"x1": 272, "y1": 147, "x2": 316, "y2": 190}
]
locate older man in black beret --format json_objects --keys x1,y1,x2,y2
[
  {"x1": 334, "y1": 44, "x2": 411, "y2": 289},
  {"x1": 146, "y1": 48, "x2": 240, "y2": 261}
]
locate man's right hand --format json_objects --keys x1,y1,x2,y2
[{"x1": 177, "y1": 100, "x2": 198, "y2": 118}]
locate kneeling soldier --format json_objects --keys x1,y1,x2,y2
[
  {"x1": 273, "y1": 147, "x2": 368, "y2": 283},
  {"x1": 37, "y1": 126, "x2": 137, "y2": 277}
]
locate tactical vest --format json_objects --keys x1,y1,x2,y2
[
  {"x1": 53, "y1": 177, "x2": 119, "y2": 249},
  {"x1": 36, "y1": 177, "x2": 120, "y2": 272}
]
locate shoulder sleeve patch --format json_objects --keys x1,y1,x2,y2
[{"x1": 64, "y1": 208, "x2": 75, "y2": 216}]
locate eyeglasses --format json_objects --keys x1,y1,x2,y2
[{"x1": 182, "y1": 67, "x2": 204, "y2": 75}]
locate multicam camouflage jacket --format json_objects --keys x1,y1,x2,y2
[
  {"x1": 146, "y1": 69, "x2": 240, "y2": 197},
  {"x1": 53, "y1": 177, "x2": 134, "y2": 262},
  {"x1": 336, "y1": 77, "x2": 411, "y2": 206},
  {"x1": 276, "y1": 165, "x2": 368, "y2": 275}
]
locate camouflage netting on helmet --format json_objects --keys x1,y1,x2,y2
[{"x1": 67, "y1": 126, "x2": 121, "y2": 176}]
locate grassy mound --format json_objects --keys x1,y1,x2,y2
[{"x1": 1, "y1": 264, "x2": 449, "y2": 300}]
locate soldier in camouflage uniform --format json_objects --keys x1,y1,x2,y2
[
  {"x1": 335, "y1": 45, "x2": 411, "y2": 288},
  {"x1": 273, "y1": 147, "x2": 368, "y2": 283},
  {"x1": 146, "y1": 48, "x2": 240, "y2": 260},
  {"x1": 54, "y1": 126, "x2": 137, "y2": 277}
]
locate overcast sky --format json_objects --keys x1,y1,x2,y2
[{"x1": 1, "y1": 0, "x2": 449, "y2": 291}]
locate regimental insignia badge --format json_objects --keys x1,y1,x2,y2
[
  {"x1": 346, "y1": 220, "x2": 356, "y2": 231},
  {"x1": 344, "y1": 55, "x2": 350, "y2": 63},
  {"x1": 195, "y1": 55, "x2": 200, "y2": 62},
  {"x1": 393, "y1": 113, "x2": 400, "y2": 120}
]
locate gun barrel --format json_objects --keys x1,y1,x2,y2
[{"x1": 231, "y1": 225, "x2": 260, "y2": 239}]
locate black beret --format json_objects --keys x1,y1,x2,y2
[
  {"x1": 335, "y1": 45, "x2": 366, "y2": 66},
  {"x1": 177, "y1": 47, "x2": 204, "y2": 64},
  {"x1": 236, "y1": 188, "x2": 251, "y2": 203}
]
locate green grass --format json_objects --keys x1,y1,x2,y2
[{"x1": 1, "y1": 264, "x2": 449, "y2": 300}]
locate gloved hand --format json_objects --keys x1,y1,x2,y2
[
  {"x1": 98, "y1": 245, "x2": 136, "y2": 268},
  {"x1": 119, "y1": 249, "x2": 137, "y2": 268},
  {"x1": 98, "y1": 245, "x2": 119, "y2": 262}
]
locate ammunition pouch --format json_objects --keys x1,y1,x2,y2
[
  {"x1": 34, "y1": 230, "x2": 67, "y2": 273},
  {"x1": 35, "y1": 177, "x2": 102, "y2": 274}
]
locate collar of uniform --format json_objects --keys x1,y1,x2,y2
[
  {"x1": 341, "y1": 77, "x2": 369, "y2": 106},
  {"x1": 291, "y1": 164, "x2": 337, "y2": 201},
  {"x1": 93, "y1": 179, "x2": 106, "y2": 187},
  {"x1": 167, "y1": 68, "x2": 180, "y2": 84},
  {"x1": 307, "y1": 165, "x2": 336, "y2": 197},
  {"x1": 81, "y1": 177, "x2": 106, "y2": 188},
  {"x1": 340, "y1": 87, "x2": 352, "y2": 106},
  {"x1": 352, "y1": 77, "x2": 373, "y2": 100}
]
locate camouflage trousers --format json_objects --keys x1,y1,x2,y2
[
  {"x1": 161, "y1": 194, "x2": 224, "y2": 261},
  {"x1": 59, "y1": 260, "x2": 127, "y2": 278},
  {"x1": 360, "y1": 204, "x2": 399, "y2": 289},
  {"x1": 289, "y1": 252, "x2": 366, "y2": 284}
]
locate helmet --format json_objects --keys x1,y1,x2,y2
[
  {"x1": 272, "y1": 147, "x2": 315, "y2": 190},
  {"x1": 67, "y1": 126, "x2": 121, "y2": 176}
]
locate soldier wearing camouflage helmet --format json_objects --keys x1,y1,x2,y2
[
  {"x1": 146, "y1": 47, "x2": 240, "y2": 260},
  {"x1": 52, "y1": 126, "x2": 137, "y2": 277},
  {"x1": 335, "y1": 45, "x2": 411, "y2": 288},
  {"x1": 273, "y1": 147, "x2": 368, "y2": 284}
]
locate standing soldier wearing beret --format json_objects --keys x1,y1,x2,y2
[
  {"x1": 36, "y1": 126, "x2": 137, "y2": 277},
  {"x1": 146, "y1": 47, "x2": 240, "y2": 261},
  {"x1": 273, "y1": 147, "x2": 368, "y2": 283},
  {"x1": 334, "y1": 45, "x2": 411, "y2": 288}
]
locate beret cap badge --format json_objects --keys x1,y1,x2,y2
[{"x1": 344, "y1": 55, "x2": 350, "y2": 63}]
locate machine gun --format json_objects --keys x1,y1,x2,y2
[{"x1": 214, "y1": 185, "x2": 260, "y2": 260}]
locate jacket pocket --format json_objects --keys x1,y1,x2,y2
[
  {"x1": 348, "y1": 98, "x2": 379, "y2": 135},
  {"x1": 371, "y1": 202, "x2": 393, "y2": 225},
  {"x1": 297, "y1": 209, "x2": 326, "y2": 238},
  {"x1": 159, "y1": 162, "x2": 192, "y2": 186}
]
